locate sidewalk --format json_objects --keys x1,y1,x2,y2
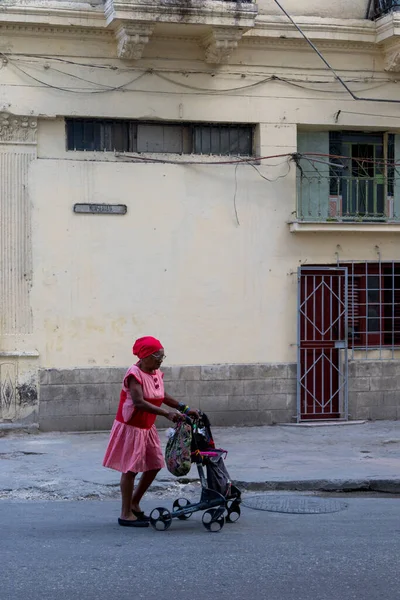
[{"x1": 0, "y1": 421, "x2": 399, "y2": 500}]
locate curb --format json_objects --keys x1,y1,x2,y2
[
  {"x1": 0, "y1": 424, "x2": 39, "y2": 436},
  {"x1": 234, "y1": 479, "x2": 400, "y2": 494},
  {"x1": 156, "y1": 477, "x2": 400, "y2": 494}
]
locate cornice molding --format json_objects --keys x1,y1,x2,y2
[
  {"x1": 0, "y1": 1, "x2": 105, "y2": 28},
  {"x1": 253, "y1": 15, "x2": 376, "y2": 45},
  {"x1": 3, "y1": 4, "x2": 400, "y2": 64},
  {"x1": 114, "y1": 23, "x2": 154, "y2": 59},
  {"x1": 104, "y1": 0, "x2": 258, "y2": 28},
  {"x1": 0, "y1": 23, "x2": 112, "y2": 39},
  {"x1": 241, "y1": 35, "x2": 378, "y2": 54},
  {"x1": 375, "y1": 12, "x2": 400, "y2": 44},
  {"x1": 202, "y1": 28, "x2": 245, "y2": 64}
]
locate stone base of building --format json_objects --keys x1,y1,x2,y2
[
  {"x1": 39, "y1": 363, "x2": 297, "y2": 431},
  {"x1": 38, "y1": 361, "x2": 400, "y2": 432},
  {"x1": 348, "y1": 361, "x2": 400, "y2": 421}
]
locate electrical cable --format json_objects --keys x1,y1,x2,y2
[
  {"x1": 1, "y1": 53, "x2": 147, "y2": 94},
  {"x1": 334, "y1": 109, "x2": 400, "y2": 120},
  {"x1": 155, "y1": 71, "x2": 395, "y2": 94},
  {"x1": 153, "y1": 71, "x2": 275, "y2": 93},
  {"x1": 302, "y1": 152, "x2": 400, "y2": 168},
  {"x1": 247, "y1": 158, "x2": 292, "y2": 183},
  {"x1": 8, "y1": 53, "x2": 396, "y2": 83},
  {"x1": 233, "y1": 163, "x2": 240, "y2": 226},
  {"x1": 115, "y1": 151, "x2": 294, "y2": 165},
  {"x1": 2, "y1": 51, "x2": 399, "y2": 96},
  {"x1": 273, "y1": 0, "x2": 400, "y2": 104}
]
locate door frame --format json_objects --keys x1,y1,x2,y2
[{"x1": 297, "y1": 266, "x2": 349, "y2": 422}]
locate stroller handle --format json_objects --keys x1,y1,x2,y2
[{"x1": 182, "y1": 410, "x2": 204, "y2": 426}]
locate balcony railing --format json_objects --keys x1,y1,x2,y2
[
  {"x1": 371, "y1": 0, "x2": 400, "y2": 19},
  {"x1": 296, "y1": 175, "x2": 400, "y2": 223}
]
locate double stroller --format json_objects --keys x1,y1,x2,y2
[{"x1": 149, "y1": 413, "x2": 242, "y2": 532}]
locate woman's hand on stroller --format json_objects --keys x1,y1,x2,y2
[
  {"x1": 186, "y1": 408, "x2": 200, "y2": 419},
  {"x1": 166, "y1": 411, "x2": 182, "y2": 423}
]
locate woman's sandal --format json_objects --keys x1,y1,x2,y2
[
  {"x1": 132, "y1": 510, "x2": 150, "y2": 522},
  {"x1": 118, "y1": 518, "x2": 149, "y2": 528}
]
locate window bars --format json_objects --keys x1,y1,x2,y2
[
  {"x1": 342, "y1": 261, "x2": 400, "y2": 360},
  {"x1": 66, "y1": 119, "x2": 254, "y2": 157},
  {"x1": 370, "y1": 0, "x2": 400, "y2": 19}
]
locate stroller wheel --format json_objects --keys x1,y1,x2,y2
[
  {"x1": 225, "y1": 500, "x2": 241, "y2": 524},
  {"x1": 173, "y1": 498, "x2": 192, "y2": 520},
  {"x1": 202, "y1": 508, "x2": 225, "y2": 533},
  {"x1": 149, "y1": 507, "x2": 172, "y2": 531}
]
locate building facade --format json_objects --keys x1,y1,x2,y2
[{"x1": 1, "y1": 0, "x2": 400, "y2": 430}]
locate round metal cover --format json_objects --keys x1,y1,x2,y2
[{"x1": 243, "y1": 494, "x2": 347, "y2": 514}]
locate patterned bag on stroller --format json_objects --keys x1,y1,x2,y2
[{"x1": 165, "y1": 420, "x2": 192, "y2": 477}]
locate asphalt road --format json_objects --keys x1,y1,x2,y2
[{"x1": 0, "y1": 496, "x2": 399, "y2": 600}]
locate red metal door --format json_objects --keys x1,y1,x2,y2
[{"x1": 298, "y1": 268, "x2": 348, "y2": 420}]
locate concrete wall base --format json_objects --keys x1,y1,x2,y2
[
  {"x1": 38, "y1": 361, "x2": 400, "y2": 431},
  {"x1": 39, "y1": 363, "x2": 297, "y2": 431}
]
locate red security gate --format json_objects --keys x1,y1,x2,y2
[{"x1": 297, "y1": 267, "x2": 348, "y2": 421}]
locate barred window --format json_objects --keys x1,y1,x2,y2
[
  {"x1": 66, "y1": 119, "x2": 254, "y2": 156},
  {"x1": 343, "y1": 262, "x2": 400, "y2": 350}
]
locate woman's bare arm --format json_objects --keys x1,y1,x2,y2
[
  {"x1": 163, "y1": 392, "x2": 200, "y2": 418},
  {"x1": 128, "y1": 379, "x2": 180, "y2": 422},
  {"x1": 163, "y1": 392, "x2": 180, "y2": 409}
]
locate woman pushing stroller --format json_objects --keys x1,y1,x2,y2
[{"x1": 103, "y1": 336, "x2": 199, "y2": 527}]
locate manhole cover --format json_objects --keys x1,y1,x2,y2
[{"x1": 242, "y1": 494, "x2": 347, "y2": 514}]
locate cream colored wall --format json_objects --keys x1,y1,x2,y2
[
  {"x1": 2, "y1": 16, "x2": 400, "y2": 368},
  {"x1": 31, "y1": 118, "x2": 400, "y2": 369}
]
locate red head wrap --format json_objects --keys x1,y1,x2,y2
[{"x1": 132, "y1": 336, "x2": 163, "y2": 359}]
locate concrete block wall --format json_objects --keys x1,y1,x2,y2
[
  {"x1": 38, "y1": 360, "x2": 400, "y2": 431},
  {"x1": 39, "y1": 363, "x2": 297, "y2": 431},
  {"x1": 38, "y1": 368, "x2": 125, "y2": 432},
  {"x1": 348, "y1": 361, "x2": 400, "y2": 421}
]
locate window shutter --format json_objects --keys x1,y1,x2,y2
[{"x1": 296, "y1": 131, "x2": 330, "y2": 220}]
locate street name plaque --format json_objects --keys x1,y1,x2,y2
[{"x1": 73, "y1": 204, "x2": 127, "y2": 215}]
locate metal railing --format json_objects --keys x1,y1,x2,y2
[
  {"x1": 296, "y1": 175, "x2": 400, "y2": 222},
  {"x1": 370, "y1": 0, "x2": 400, "y2": 19}
]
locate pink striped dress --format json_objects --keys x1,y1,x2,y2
[{"x1": 102, "y1": 364, "x2": 165, "y2": 474}]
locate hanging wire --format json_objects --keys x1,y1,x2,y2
[
  {"x1": 273, "y1": 0, "x2": 400, "y2": 104},
  {"x1": 1, "y1": 50, "x2": 400, "y2": 96},
  {"x1": 115, "y1": 151, "x2": 295, "y2": 166},
  {"x1": 233, "y1": 164, "x2": 240, "y2": 226},
  {"x1": 0, "y1": 52, "x2": 148, "y2": 94}
]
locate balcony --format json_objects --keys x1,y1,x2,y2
[
  {"x1": 104, "y1": 0, "x2": 258, "y2": 63},
  {"x1": 291, "y1": 175, "x2": 400, "y2": 233},
  {"x1": 371, "y1": 0, "x2": 400, "y2": 19}
]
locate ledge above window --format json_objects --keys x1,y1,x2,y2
[{"x1": 289, "y1": 221, "x2": 400, "y2": 233}]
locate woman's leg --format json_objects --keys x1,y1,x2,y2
[
  {"x1": 131, "y1": 469, "x2": 160, "y2": 512},
  {"x1": 120, "y1": 471, "x2": 137, "y2": 520}
]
